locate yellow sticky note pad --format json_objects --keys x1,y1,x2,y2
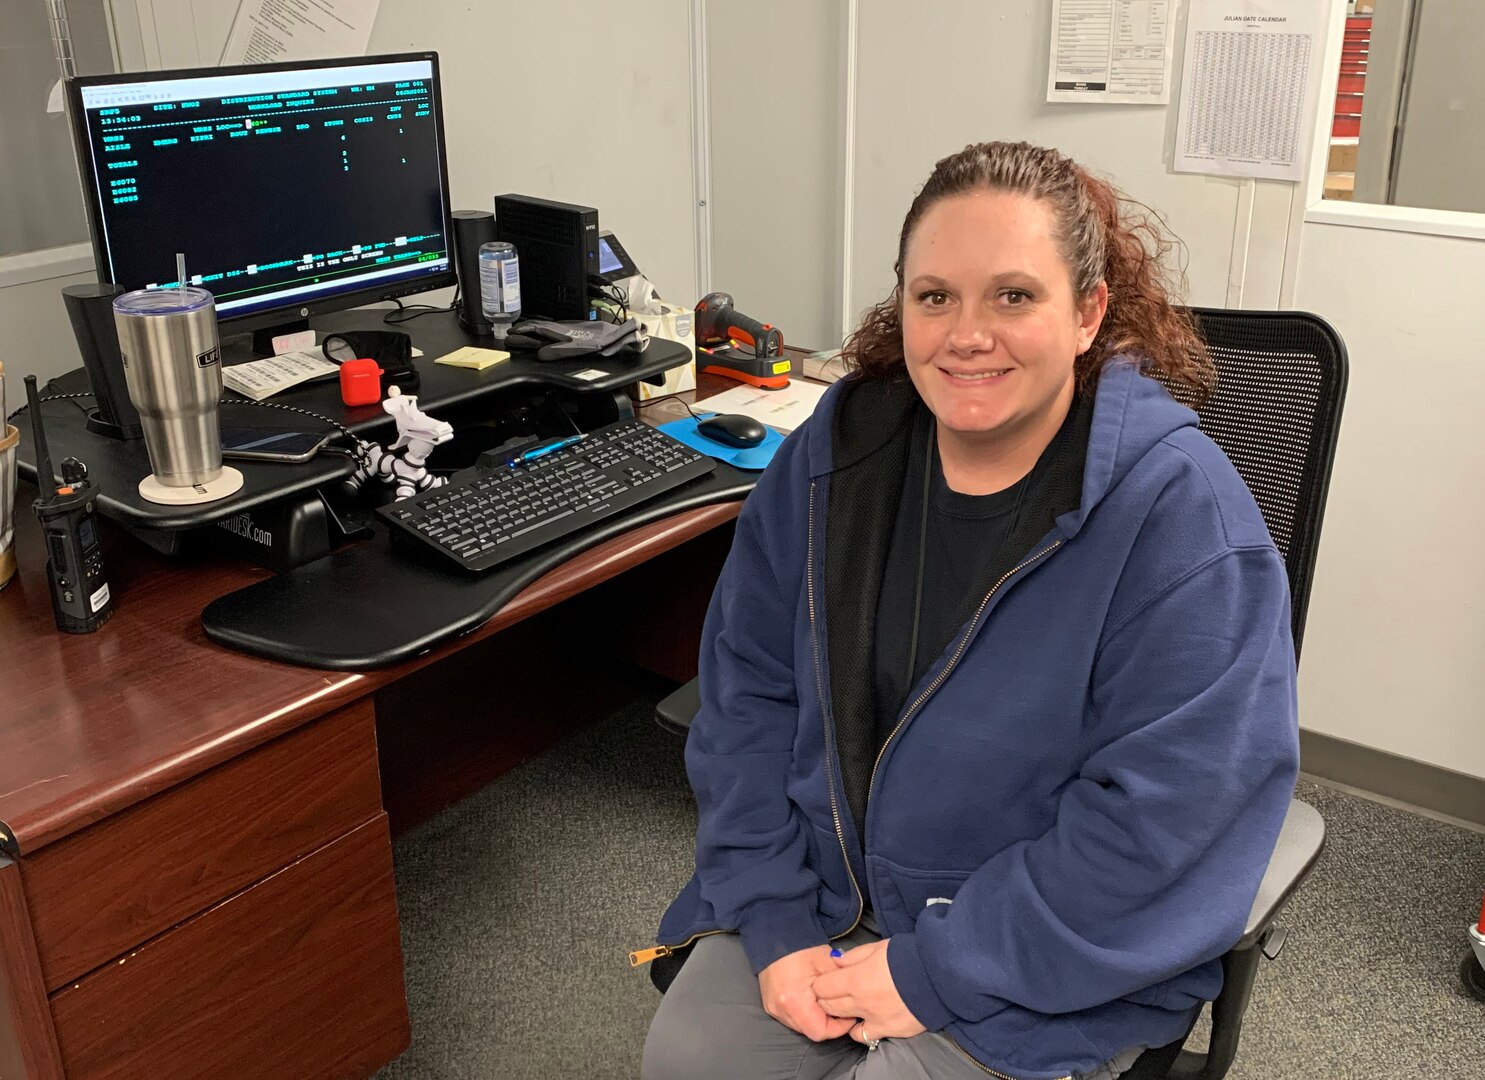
[{"x1": 434, "y1": 346, "x2": 510, "y2": 370}]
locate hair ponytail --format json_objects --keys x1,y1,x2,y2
[{"x1": 1075, "y1": 166, "x2": 1213, "y2": 402}]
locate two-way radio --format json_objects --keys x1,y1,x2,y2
[{"x1": 24, "y1": 376, "x2": 113, "y2": 633}]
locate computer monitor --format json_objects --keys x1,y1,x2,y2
[{"x1": 65, "y1": 52, "x2": 456, "y2": 343}]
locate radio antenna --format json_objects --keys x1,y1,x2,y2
[{"x1": 24, "y1": 375, "x2": 58, "y2": 495}]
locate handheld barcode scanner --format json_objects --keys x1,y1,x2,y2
[
  {"x1": 25, "y1": 376, "x2": 113, "y2": 633},
  {"x1": 694, "y1": 291, "x2": 792, "y2": 390}
]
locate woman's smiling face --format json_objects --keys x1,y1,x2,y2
[{"x1": 900, "y1": 190, "x2": 1106, "y2": 459}]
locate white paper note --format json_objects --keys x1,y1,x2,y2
[
  {"x1": 695, "y1": 381, "x2": 830, "y2": 435},
  {"x1": 221, "y1": 0, "x2": 381, "y2": 66},
  {"x1": 221, "y1": 350, "x2": 340, "y2": 401},
  {"x1": 1173, "y1": 0, "x2": 1329, "y2": 181},
  {"x1": 1048, "y1": 0, "x2": 1177, "y2": 105}
]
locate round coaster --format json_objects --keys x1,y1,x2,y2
[{"x1": 138, "y1": 466, "x2": 245, "y2": 505}]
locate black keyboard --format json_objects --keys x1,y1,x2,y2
[{"x1": 376, "y1": 419, "x2": 717, "y2": 572}]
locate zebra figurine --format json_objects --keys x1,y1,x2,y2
[{"x1": 346, "y1": 385, "x2": 454, "y2": 501}]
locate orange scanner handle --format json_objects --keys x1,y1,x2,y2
[{"x1": 726, "y1": 321, "x2": 784, "y2": 357}]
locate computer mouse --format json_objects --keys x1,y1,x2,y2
[{"x1": 696, "y1": 413, "x2": 768, "y2": 448}]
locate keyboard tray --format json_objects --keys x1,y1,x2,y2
[{"x1": 201, "y1": 465, "x2": 754, "y2": 670}]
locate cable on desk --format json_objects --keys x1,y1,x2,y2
[
  {"x1": 6, "y1": 391, "x2": 96, "y2": 425},
  {"x1": 382, "y1": 288, "x2": 460, "y2": 324},
  {"x1": 634, "y1": 392, "x2": 705, "y2": 420},
  {"x1": 590, "y1": 279, "x2": 629, "y2": 324},
  {"x1": 218, "y1": 397, "x2": 362, "y2": 445},
  {"x1": 318, "y1": 445, "x2": 363, "y2": 467},
  {"x1": 9, "y1": 391, "x2": 376, "y2": 476},
  {"x1": 217, "y1": 398, "x2": 377, "y2": 480},
  {"x1": 11, "y1": 392, "x2": 367, "y2": 448}
]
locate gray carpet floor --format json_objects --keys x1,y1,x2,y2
[{"x1": 374, "y1": 685, "x2": 1485, "y2": 1080}]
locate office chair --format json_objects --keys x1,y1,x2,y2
[{"x1": 652, "y1": 309, "x2": 1349, "y2": 1080}]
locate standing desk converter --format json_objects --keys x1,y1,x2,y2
[{"x1": 0, "y1": 311, "x2": 765, "y2": 1079}]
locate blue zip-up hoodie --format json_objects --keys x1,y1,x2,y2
[{"x1": 655, "y1": 360, "x2": 1299, "y2": 1080}]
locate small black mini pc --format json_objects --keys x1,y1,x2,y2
[{"x1": 493, "y1": 193, "x2": 600, "y2": 321}]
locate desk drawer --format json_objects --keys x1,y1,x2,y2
[
  {"x1": 49, "y1": 814, "x2": 408, "y2": 1080},
  {"x1": 21, "y1": 699, "x2": 383, "y2": 990}
]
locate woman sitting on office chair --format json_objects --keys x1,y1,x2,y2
[{"x1": 640, "y1": 141, "x2": 1299, "y2": 1080}]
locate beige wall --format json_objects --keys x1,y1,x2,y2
[
  {"x1": 706, "y1": 0, "x2": 845, "y2": 349},
  {"x1": 0, "y1": 0, "x2": 114, "y2": 255},
  {"x1": 0, "y1": 269, "x2": 97, "y2": 389},
  {"x1": 367, "y1": 1, "x2": 699, "y2": 304},
  {"x1": 846, "y1": 0, "x2": 1293, "y2": 319},
  {"x1": 1292, "y1": 222, "x2": 1485, "y2": 778}
]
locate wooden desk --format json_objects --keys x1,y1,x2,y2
[{"x1": 0, "y1": 451, "x2": 743, "y2": 1078}]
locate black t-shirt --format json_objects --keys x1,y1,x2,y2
[{"x1": 871, "y1": 406, "x2": 1076, "y2": 749}]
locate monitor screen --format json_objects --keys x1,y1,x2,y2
[
  {"x1": 66, "y1": 53, "x2": 455, "y2": 332},
  {"x1": 594, "y1": 230, "x2": 639, "y2": 283},
  {"x1": 597, "y1": 237, "x2": 623, "y2": 276}
]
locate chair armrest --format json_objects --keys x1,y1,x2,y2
[
  {"x1": 655, "y1": 677, "x2": 701, "y2": 737},
  {"x1": 1167, "y1": 799, "x2": 1326, "y2": 1080},
  {"x1": 1237, "y1": 797, "x2": 1325, "y2": 949}
]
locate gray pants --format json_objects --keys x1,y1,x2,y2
[{"x1": 641, "y1": 921, "x2": 1145, "y2": 1080}]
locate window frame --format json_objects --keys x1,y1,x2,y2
[{"x1": 1305, "y1": 0, "x2": 1485, "y2": 240}]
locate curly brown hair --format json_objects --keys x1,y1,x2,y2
[{"x1": 840, "y1": 141, "x2": 1214, "y2": 403}]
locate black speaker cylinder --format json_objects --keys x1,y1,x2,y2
[
  {"x1": 62, "y1": 282, "x2": 143, "y2": 440},
  {"x1": 452, "y1": 209, "x2": 496, "y2": 336}
]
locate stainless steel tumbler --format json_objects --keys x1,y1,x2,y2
[{"x1": 112, "y1": 288, "x2": 224, "y2": 488}]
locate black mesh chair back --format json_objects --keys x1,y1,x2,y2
[{"x1": 1178, "y1": 309, "x2": 1349, "y2": 661}]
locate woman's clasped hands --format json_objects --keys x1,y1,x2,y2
[{"x1": 758, "y1": 939, "x2": 927, "y2": 1048}]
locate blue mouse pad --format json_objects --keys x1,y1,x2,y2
[{"x1": 658, "y1": 415, "x2": 783, "y2": 471}]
